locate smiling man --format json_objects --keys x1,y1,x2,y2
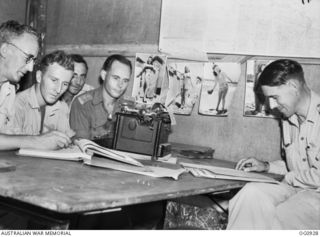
[
  {"x1": 6, "y1": 50, "x2": 75, "y2": 137},
  {"x1": 228, "y1": 59, "x2": 320, "y2": 229},
  {"x1": 61, "y1": 54, "x2": 94, "y2": 107},
  {"x1": 70, "y1": 54, "x2": 131, "y2": 145}
]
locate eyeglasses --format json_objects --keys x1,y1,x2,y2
[{"x1": 6, "y1": 42, "x2": 37, "y2": 64}]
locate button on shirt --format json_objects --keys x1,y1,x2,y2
[
  {"x1": 70, "y1": 87, "x2": 122, "y2": 140},
  {"x1": 269, "y1": 91, "x2": 320, "y2": 190}
]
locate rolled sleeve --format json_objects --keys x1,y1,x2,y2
[{"x1": 268, "y1": 160, "x2": 288, "y2": 175}]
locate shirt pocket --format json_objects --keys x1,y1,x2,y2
[
  {"x1": 91, "y1": 117, "x2": 114, "y2": 139},
  {"x1": 307, "y1": 144, "x2": 320, "y2": 170}
]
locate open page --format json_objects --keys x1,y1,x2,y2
[
  {"x1": 75, "y1": 139, "x2": 144, "y2": 167},
  {"x1": 17, "y1": 145, "x2": 91, "y2": 161},
  {"x1": 181, "y1": 162, "x2": 279, "y2": 184},
  {"x1": 84, "y1": 157, "x2": 186, "y2": 180}
]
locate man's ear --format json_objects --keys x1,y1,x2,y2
[
  {"x1": 0, "y1": 43, "x2": 8, "y2": 58},
  {"x1": 100, "y1": 70, "x2": 107, "y2": 81},
  {"x1": 286, "y1": 79, "x2": 300, "y2": 96},
  {"x1": 36, "y1": 70, "x2": 42, "y2": 84},
  {"x1": 287, "y1": 79, "x2": 299, "y2": 90}
]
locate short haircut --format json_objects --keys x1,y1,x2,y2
[
  {"x1": 0, "y1": 20, "x2": 40, "y2": 47},
  {"x1": 39, "y1": 50, "x2": 74, "y2": 73},
  {"x1": 257, "y1": 59, "x2": 305, "y2": 87},
  {"x1": 101, "y1": 54, "x2": 132, "y2": 73},
  {"x1": 151, "y1": 56, "x2": 163, "y2": 65},
  {"x1": 70, "y1": 54, "x2": 88, "y2": 71}
]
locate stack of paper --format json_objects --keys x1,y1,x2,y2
[{"x1": 181, "y1": 162, "x2": 279, "y2": 184}]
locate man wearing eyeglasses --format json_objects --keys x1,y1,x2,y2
[{"x1": 0, "y1": 20, "x2": 71, "y2": 151}]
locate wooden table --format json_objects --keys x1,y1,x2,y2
[{"x1": 0, "y1": 151, "x2": 280, "y2": 229}]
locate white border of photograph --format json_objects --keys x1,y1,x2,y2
[
  {"x1": 198, "y1": 62, "x2": 241, "y2": 116},
  {"x1": 165, "y1": 62, "x2": 204, "y2": 115},
  {"x1": 243, "y1": 60, "x2": 280, "y2": 118},
  {"x1": 132, "y1": 53, "x2": 168, "y2": 106}
]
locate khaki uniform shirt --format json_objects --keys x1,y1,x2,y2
[
  {"x1": 0, "y1": 82, "x2": 16, "y2": 132},
  {"x1": 70, "y1": 87, "x2": 122, "y2": 140},
  {"x1": 6, "y1": 85, "x2": 73, "y2": 136},
  {"x1": 269, "y1": 91, "x2": 320, "y2": 190},
  {"x1": 44, "y1": 100, "x2": 75, "y2": 137}
]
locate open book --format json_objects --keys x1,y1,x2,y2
[
  {"x1": 181, "y1": 162, "x2": 280, "y2": 184},
  {"x1": 17, "y1": 138, "x2": 143, "y2": 167},
  {"x1": 17, "y1": 139, "x2": 184, "y2": 180}
]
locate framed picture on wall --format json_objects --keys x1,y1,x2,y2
[
  {"x1": 243, "y1": 60, "x2": 281, "y2": 118},
  {"x1": 165, "y1": 62, "x2": 204, "y2": 115},
  {"x1": 198, "y1": 62, "x2": 241, "y2": 116},
  {"x1": 132, "y1": 53, "x2": 168, "y2": 105}
]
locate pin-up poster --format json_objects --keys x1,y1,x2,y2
[
  {"x1": 198, "y1": 62, "x2": 241, "y2": 116},
  {"x1": 165, "y1": 62, "x2": 204, "y2": 115},
  {"x1": 244, "y1": 60, "x2": 280, "y2": 118},
  {"x1": 132, "y1": 53, "x2": 168, "y2": 105}
]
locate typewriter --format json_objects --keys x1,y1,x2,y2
[{"x1": 112, "y1": 102, "x2": 172, "y2": 160}]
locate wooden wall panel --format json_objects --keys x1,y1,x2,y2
[
  {"x1": 0, "y1": 0, "x2": 27, "y2": 24},
  {"x1": 46, "y1": 0, "x2": 161, "y2": 46},
  {"x1": 44, "y1": 0, "x2": 320, "y2": 163}
]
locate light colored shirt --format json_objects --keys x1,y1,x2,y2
[
  {"x1": 6, "y1": 85, "x2": 74, "y2": 137},
  {"x1": 44, "y1": 100, "x2": 75, "y2": 137},
  {"x1": 269, "y1": 90, "x2": 320, "y2": 190},
  {"x1": 0, "y1": 82, "x2": 16, "y2": 132}
]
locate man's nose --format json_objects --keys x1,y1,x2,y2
[
  {"x1": 55, "y1": 82, "x2": 63, "y2": 94},
  {"x1": 26, "y1": 60, "x2": 35, "y2": 72},
  {"x1": 118, "y1": 79, "x2": 124, "y2": 88},
  {"x1": 269, "y1": 98, "x2": 278, "y2": 109}
]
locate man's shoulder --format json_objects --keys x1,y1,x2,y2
[
  {"x1": 311, "y1": 91, "x2": 320, "y2": 114},
  {"x1": 15, "y1": 87, "x2": 34, "y2": 105},
  {"x1": 76, "y1": 90, "x2": 95, "y2": 105}
]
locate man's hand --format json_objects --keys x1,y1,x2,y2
[
  {"x1": 29, "y1": 131, "x2": 72, "y2": 150},
  {"x1": 235, "y1": 157, "x2": 269, "y2": 172}
]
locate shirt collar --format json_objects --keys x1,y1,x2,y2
[
  {"x1": 92, "y1": 87, "x2": 103, "y2": 105},
  {"x1": 92, "y1": 86, "x2": 125, "y2": 108},
  {"x1": 287, "y1": 90, "x2": 320, "y2": 126},
  {"x1": 305, "y1": 90, "x2": 320, "y2": 124},
  {"x1": 27, "y1": 85, "x2": 41, "y2": 109}
]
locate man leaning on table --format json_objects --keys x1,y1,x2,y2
[
  {"x1": 227, "y1": 59, "x2": 320, "y2": 230},
  {"x1": 0, "y1": 20, "x2": 71, "y2": 150}
]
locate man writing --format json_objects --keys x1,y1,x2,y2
[
  {"x1": 6, "y1": 50, "x2": 75, "y2": 137},
  {"x1": 228, "y1": 59, "x2": 320, "y2": 229},
  {"x1": 0, "y1": 20, "x2": 70, "y2": 150},
  {"x1": 70, "y1": 54, "x2": 131, "y2": 146}
]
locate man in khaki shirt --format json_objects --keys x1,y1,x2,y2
[
  {"x1": 0, "y1": 20, "x2": 71, "y2": 150},
  {"x1": 7, "y1": 50, "x2": 74, "y2": 137},
  {"x1": 228, "y1": 59, "x2": 320, "y2": 229},
  {"x1": 70, "y1": 54, "x2": 131, "y2": 146},
  {"x1": 44, "y1": 54, "x2": 94, "y2": 132}
]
